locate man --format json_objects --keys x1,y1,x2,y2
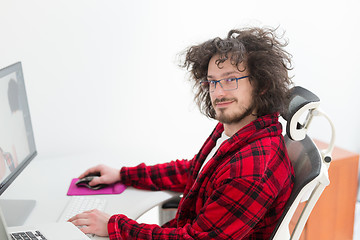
[{"x1": 69, "y1": 26, "x2": 295, "y2": 239}]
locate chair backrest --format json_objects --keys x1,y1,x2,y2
[{"x1": 270, "y1": 86, "x2": 335, "y2": 240}]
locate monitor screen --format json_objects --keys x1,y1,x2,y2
[{"x1": 0, "y1": 62, "x2": 37, "y2": 195}]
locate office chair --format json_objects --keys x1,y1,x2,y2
[
  {"x1": 269, "y1": 86, "x2": 335, "y2": 239},
  {"x1": 159, "y1": 86, "x2": 336, "y2": 240}
]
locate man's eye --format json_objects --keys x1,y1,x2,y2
[{"x1": 226, "y1": 78, "x2": 236, "y2": 82}]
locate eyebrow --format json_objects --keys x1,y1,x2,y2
[{"x1": 207, "y1": 71, "x2": 240, "y2": 80}]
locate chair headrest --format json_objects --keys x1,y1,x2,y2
[{"x1": 282, "y1": 86, "x2": 320, "y2": 141}]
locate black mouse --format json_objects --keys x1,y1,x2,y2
[{"x1": 76, "y1": 173, "x2": 107, "y2": 190}]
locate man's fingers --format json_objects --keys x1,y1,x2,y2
[
  {"x1": 68, "y1": 211, "x2": 92, "y2": 222},
  {"x1": 78, "y1": 225, "x2": 92, "y2": 234},
  {"x1": 70, "y1": 218, "x2": 91, "y2": 227},
  {"x1": 78, "y1": 166, "x2": 102, "y2": 178},
  {"x1": 78, "y1": 169, "x2": 93, "y2": 179},
  {"x1": 89, "y1": 177, "x2": 102, "y2": 186}
]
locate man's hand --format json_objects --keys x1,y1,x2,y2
[
  {"x1": 79, "y1": 164, "x2": 121, "y2": 187},
  {"x1": 68, "y1": 209, "x2": 111, "y2": 237}
]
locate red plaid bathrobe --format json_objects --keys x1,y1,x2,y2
[{"x1": 108, "y1": 113, "x2": 294, "y2": 239}]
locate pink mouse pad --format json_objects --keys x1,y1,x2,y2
[{"x1": 67, "y1": 178, "x2": 127, "y2": 196}]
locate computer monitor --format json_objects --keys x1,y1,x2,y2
[{"x1": 0, "y1": 62, "x2": 37, "y2": 226}]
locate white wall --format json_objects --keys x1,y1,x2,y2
[{"x1": 0, "y1": 0, "x2": 359, "y2": 167}]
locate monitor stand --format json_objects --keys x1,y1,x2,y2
[{"x1": 0, "y1": 199, "x2": 36, "y2": 227}]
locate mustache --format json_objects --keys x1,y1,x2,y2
[{"x1": 213, "y1": 97, "x2": 237, "y2": 105}]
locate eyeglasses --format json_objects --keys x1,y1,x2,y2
[{"x1": 200, "y1": 76, "x2": 249, "y2": 92}]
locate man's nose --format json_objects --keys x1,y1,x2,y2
[{"x1": 212, "y1": 83, "x2": 226, "y2": 96}]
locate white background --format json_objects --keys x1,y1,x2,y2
[{"x1": 0, "y1": 0, "x2": 359, "y2": 168}]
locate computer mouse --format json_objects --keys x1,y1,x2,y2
[{"x1": 75, "y1": 173, "x2": 107, "y2": 190}]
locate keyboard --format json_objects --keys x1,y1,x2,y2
[
  {"x1": 58, "y1": 196, "x2": 107, "y2": 238},
  {"x1": 10, "y1": 230, "x2": 47, "y2": 240},
  {"x1": 58, "y1": 196, "x2": 107, "y2": 222}
]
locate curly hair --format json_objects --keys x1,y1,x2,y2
[{"x1": 182, "y1": 27, "x2": 293, "y2": 118}]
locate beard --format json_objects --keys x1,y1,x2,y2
[{"x1": 213, "y1": 98, "x2": 255, "y2": 124}]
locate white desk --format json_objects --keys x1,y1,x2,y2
[{"x1": 1, "y1": 152, "x2": 177, "y2": 240}]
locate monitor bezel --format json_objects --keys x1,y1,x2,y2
[{"x1": 0, "y1": 62, "x2": 37, "y2": 195}]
